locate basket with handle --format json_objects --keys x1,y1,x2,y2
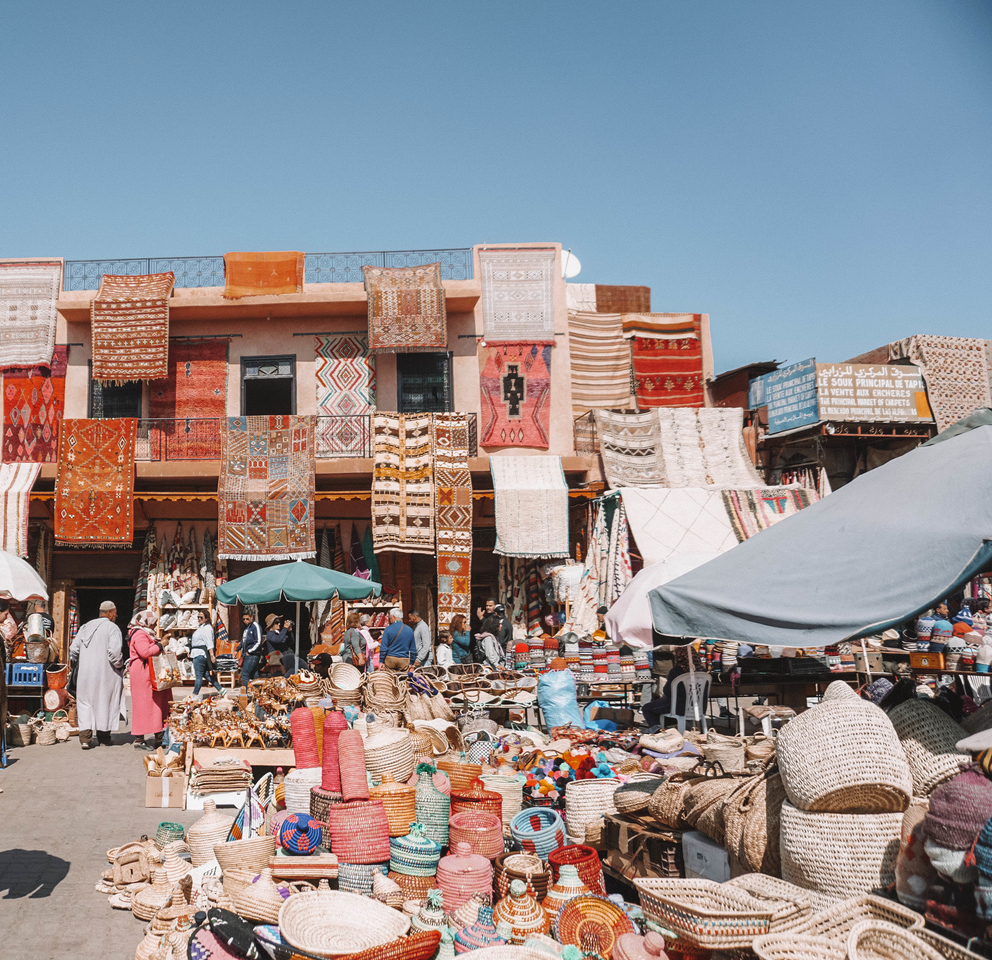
[
  {"x1": 846, "y1": 919, "x2": 945, "y2": 960},
  {"x1": 726, "y1": 874, "x2": 813, "y2": 932}
]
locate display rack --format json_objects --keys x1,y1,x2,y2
[{"x1": 344, "y1": 597, "x2": 401, "y2": 638}]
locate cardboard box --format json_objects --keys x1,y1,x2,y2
[
  {"x1": 603, "y1": 815, "x2": 683, "y2": 880},
  {"x1": 681, "y1": 830, "x2": 730, "y2": 883},
  {"x1": 854, "y1": 650, "x2": 883, "y2": 673},
  {"x1": 145, "y1": 773, "x2": 186, "y2": 808},
  {"x1": 589, "y1": 705, "x2": 635, "y2": 728}
]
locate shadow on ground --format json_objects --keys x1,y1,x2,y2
[{"x1": 0, "y1": 849, "x2": 70, "y2": 898}]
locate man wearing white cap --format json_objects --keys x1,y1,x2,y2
[{"x1": 69, "y1": 600, "x2": 127, "y2": 749}]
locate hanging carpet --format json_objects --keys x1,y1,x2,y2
[
  {"x1": 91, "y1": 272, "x2": 175, "y2": 382},
  {"x1": 2, "y1": 344, "x2": 67, "y2": 463},
  {"x1": 0, "y1": 260, "x2": 62, "y2": 368},
  {"x1": 432, "y1": 412, "x2": 473, "y2": 627},
  {"x1": 362, "y1": 263, "x2": 447, "y2": 353},
  {"x1": 0, "y1": 463, "x2": 41, "y2": 557},
  {"x1": 479, "y1": 247, "x2": 557, "y2": 341},
  {"x1": 623, "y1": 313, "x2": 704, "y2": 408},
  {"x1": 371, "y1": 414, "x2": 434, "y2": 554},
  {"x1": 314, "y1": 334, "x2": 375, "y2": 455},
  {"x1": 223, "y1": 251, "x2": 304, "y2": 299},
  {"x1": 722, "y1": 487, "x2": 820, "y2": 543},
  {"x1": 490, "y1": 455, "x2": 569, "y2": 558},
  {"x1": 217, "y1": 415, "x2": 315, "y2": 560},
  {"x1": 565, "y1": 283, "x2": 597, "y2": 313},
  {"x1": 567, "y1": 311, "x2": 633, "y2": 414},
  {"x1": 150, "y1": 338, "x2": 229, "y2": 459},
  {"x1": 593, "y1": 408, "x2": 667, "y2": 489},
  {"x1": 55, "y1": 418, "x2": 137, "y2": 546},
  {"x1": 655, "y1": 407, "x2": 763, "y2": 488},
  {"x1": 596, "y1": 285, "x2": 650, "y2": 314},
  {"x1": 479, "y1": 341, "x2": 553, "y2": 448}
]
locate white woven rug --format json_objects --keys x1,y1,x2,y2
[
  {"x1": 479, "y1": 248, "x2": 556, "y2": 341},
  {"x1": 490, "y1": 455, "x2": 569, "y2": 557},
  {"x1": 0, "y1": 261, "x2": 62, "y2": 367},
  {"x1": 594, "y1": 409, "x2": 667, "y2": 488},
  {"x1": 655, "y1": 407, "x2": 763, "y2": 488},
  {"x1": 0, "y1": 463, "x2": 41, "y2": 557}
]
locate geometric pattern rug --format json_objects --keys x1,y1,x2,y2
[
  {"x1": 371, "y1": 414, "x2": 434, "y2": 555},
  {"x1": 623, "y1": 313, "x2": 704, "y2": 408},
  {"x1": 432, "y1": 413, "x2": 472, "y2": 628},
  {"x1": 2, "y1": 344, "x2": 67, "y2": 463},
  {"x1": 593, "y1": 408, "x2": 667, "y2": 489},
  {"x1": 150, "y1": 338, "x2": 229, "y2": 459},
  {"x1": 0, "y1": 463, "x2": 41, "y2": 557},
  {"x1": 722, "y1": 487, "x2": 820, "y2": 543},
  {"x1": 362, "y1": 263, "x2": 446, "y2": 353},
  {"x1": 217, "y1": 415, "x2": 316, "y2": 560},
  {"x1": 479, "y1": 247, "x2": 557, "y2": 341},
  {"x1": 0, "y1": 260, "x2": 62, "y2": 369},
  {"x1": 479, "y1": 341, "x2": 553, "y2": 448},
  {"x1": 314, "y1": 334, "x2": 375, "y2": 455},
  {"x1": 54, "y1": 418, "x2": 137, "y2": 546},
  {"x1": 655, "y1": 407, "x2": 764, "y2": 489},
  {"x1": 91, "y1": 272, "x2": 175, "y2": 383}
]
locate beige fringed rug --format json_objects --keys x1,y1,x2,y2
[
  {"x1": 568, "y1": 311, "x2": 633, "y2": 414},
  {"x1": 371, "y1": 414, "x2": 435, "y2": 554},
  {"x1": 593, "y1": 409, "x2": 667, "y2": 489},
  {"x1": 655, "y1": 407, "x2": 763, "y2": 488}
]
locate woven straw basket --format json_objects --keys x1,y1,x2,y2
[
  {"x1": 779, "y1": 802, "x2": 903, "y2": 900},
  {"x1": 702, "y1": 732, "x2": 746, "y2": 772},
  {"x1": 887, "y1": 700, "x2": 965, "y2": 796},
  {"x1": 792, "y1": 894, "x2": 924, "y2": 941},
  {"x1": 370, "y1": 773, "x2": 417, "y2": 837},
  {"x1": 326, "y1": 800, "x2": 392, "y2": 864},
  {"x1": 480, "y1": 775, "x2": 523, "y2": 831},
  {"x1": 776, "y1": 698, "x2": 912, "y2": 813},
  {"x1": 726, "y1": 874, "x2": 813, "y2": 932},
  {"x1": 278, "y1": 889, "x2": 411, "y2": 956},
  {"x1": 752, "y1": 933, "x2": 846, "y2": 960},
  {"x1": 846, "y1": 919, "x2": 945, "y2": 960},
  {"x1": 284, "y1": 768, "x2": 323, "y2": 814},
  {"x1": 213, "y1": 834, "x2": 277, "y2": 875},
  {"x1": 564, "y1": 777, "x2": 620, "y2": 842},
  {"x1": 364, "y1": 728, "x2": 416, "y2": 783}
]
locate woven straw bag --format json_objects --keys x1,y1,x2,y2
[
  {"x1": 278, "y1": 889, "x2": 411, "y2": 956},
  {"x1": 703, "y1": 731, "x2": 746, "y2": 772},
  {"x1": 649, "y1": 763, "x2": 721, "y2": 829},
  {"x1": 683, "y1": 773, "x2": 750, "y2": 846},
  {"x1": 363, "y1": 672, "x2": 406, "y2": 713},
  {"x1": 7, "y1": 720, "x2": 32, "y2": 746},
  {"x1": 564, "y1": 777, "x2": 620, "y2": 842},
  {"x1": 846, "y1": 920, "x2": 944, "y2": 960},
  {"x1": 613, "y1": 777, "x2": 664, "y2": 817},
  {"x1": 722, "y1": 770, "x2": 785, "y2": 875},
  {"x1": 776, "y1": 697, "x2": 912, "y2": 813},
  {"x1": 365, "y1": 728, "x2": 416, "y2": 783},
  {"x1": 747, "y1": 735, "x2": 777, "y2": 764},
  {"x1": 780, "y1": 801, "x2": 903, "y2": 900},
  {"x1": 792, "y1": 894, "x2": 924, "y2": 941},
  {"x1": 887, "y1": 700, "x2": 965, "y2": 796}
]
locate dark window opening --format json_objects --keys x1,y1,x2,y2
[
  {"x1": 89, "y1": 367, "x2": 142, "y2": 418},
  {"x1": 397, "y1": 352, "x2": 453, "y2": 414},
  {"x1": 241, "y1": 355, "x2": 296, "y2": 416}
]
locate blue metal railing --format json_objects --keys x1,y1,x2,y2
[{"x1": 63, "y1": 249, "x2": 474, "y2": 290}]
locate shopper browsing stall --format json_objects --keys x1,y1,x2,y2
[
  {"x1": 190, "y1": 610, "x2": 224, "y2": 696},
  {"x1": 379, "y1": 607, "x2": 416, "y2": 671},
  {"x1": 128, "y1": 609, "x2": 171, "y2": 751}
]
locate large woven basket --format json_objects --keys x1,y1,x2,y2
[
  {"x1": 887, "y1": 700, "x2": 965, "y2": 796},
  {"x1": 284, "y1": 768, "x2": 323, "y2": 814},
  {"x1": 547, "y1": 844, "x2": 606, "y2": 896},
  {"x1": 187, "y1": 799, "x2": 234, "y2": 867},
  {"x1": 780, "y1": 802, "x2": 903, "y2": 900},
  {"x1": 494, "y1": 852, "x2": 551, "y2": 901},
  {"x1": 564, "y1": 777, "x2": 620, "y2": 842},
  {"x1": 480, "y1": 775, "x2": 523, "y2": 831},
  {"x1": 752, "y1": 933, "x2": 846, "y2": 960},
  {"x1": 370, "y1": 773, "x2": 416, "y2": 837},
  {"x1": 777, "y1": 698, "x2": 912, "y2": 813},
  {"x1": 510, "y1": 807, "x2": 567, "y2": 860},
  {"x1": 681, "y1": 772, "x2": 749, "y2": 846},
  {"x1": 278, "y1": 889, "x2": 411, "y2": 956},
  {"x1": 325, "y1": 800, "x2": 392, "y2": 864},
  {"x1": 702, "y1": 732, "x2": 746, "y2": 773},
  {"x1": 213, "y1": 834, "x2": 277, "y2": 875},
  {"x1": 726, "y1": 874, "x2": 813, "y2": 932},
  {"x1": 364, "y1": 728, "x2": 416, "y2": 783},
  {"x1": 449, "y1": 810, "x2": 504, "y2": 860},
  {"x1": 792, "y1": 894, "x2": 924, "y2": 941},
  {"x1": 437, "y1": 759, "x2": 483, "y2": 792},
  {"x1": 847, "y1": 919, "x2": 945, "y2": 960},
  {"x1": 634, "y1": 878, "x2": 774, "y2": 949}
]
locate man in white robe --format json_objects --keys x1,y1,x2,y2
[{"x1": 69, "y1": 600, "x2": 126, "y2": 749}]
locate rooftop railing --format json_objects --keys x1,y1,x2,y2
[{"x1": 63, "y1": 249, "x2": 474, "y2": 291}]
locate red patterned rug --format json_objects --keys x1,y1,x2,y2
[
  {"x1": 362, "y1": 263, "x2": 446, "y2": 352},
  {"x1": 623, "y1": 314, "x2": 704, "y2": 408},
  {"x1": 218, "y1": 415, "x2": 315, "y2": 560},
  {"x1": 479, "y1": 341, "x2": 553, "y2": 448},
  {"x1": 91, "y1": 272, "x2": 175, "y2": 382},
  {"x1": 150, "y1": 339, "x2": 228, "y2": 459},
  {"x1": 432, "y1": 413, "x2": 472, "y2": 628},
  {"x1": 55, "y1": 418, "x2": 137, "y2": 546},
  {"x1": 2, "y1": 345, "x2": 67, "y2": 463}
]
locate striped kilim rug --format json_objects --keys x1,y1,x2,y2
[
  {"x1": 432, "y1": 413, "x2": 473, "y2": 627},
  {"x1": 593, "y1": 409, "x2": 667, "y2": 489},
  {"x1": 362, "y1": 263, "x2": 447, "y2": 353},
  {"x1": 150, "y1": 338, "x2": 228, "y2": 458},
  {"x1": 567, "y1": 311, "x2": 632, "y2": 413},
  {"x1": 2, "y1": 344, "x2": 67, "y2": 463},
  {"x1": 55, "y1": 418, "x2": 137, "y2": 546},
  {"x1": 0, "y1": 260, "x2": 62, "y2": 368},
  {"x1": 623, "y1": 313, "x2": 704, "y2": 408},
  {"x1": 0, "y1": 463, "x2": 41, "y2": 556},
  {"x1": 218, "y1": 415, "x2": 315, "y2": 560},
  {"x1": 314, "y1": 334, "x2": 375, "y2": 455},
  {"x1": 479, "y1": 341, "x2": 553, "y2": 448},
  {"x1": 490, "y1": 455, "x2": 569, "y2": 558},
  {"x1": 223, "y1": 251, "x2": 304, "y2": 298},
  {"x1": 91, "y1": 272, "x2": 175, "y2": 382},
  {"x1": 371, "y1": 414, "x2": 434, "y2": 554},
  {"x1": 479, "y1": 247, "x2": 556, "y2": 341}
]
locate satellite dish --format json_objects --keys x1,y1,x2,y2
[{"x1": 561, "y1": 249, "x2": 581, "y2": 279}]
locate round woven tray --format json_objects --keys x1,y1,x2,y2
[
  {"x1": 552, "y1": 894, "x2": 637, "y2": 958},
  {"x1": 278, "y1": 890, "x2": 411, "y2": 956}
]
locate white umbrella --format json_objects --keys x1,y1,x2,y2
[{"x1": 0, "y1": 548, "x2": 48, "y2": 601}]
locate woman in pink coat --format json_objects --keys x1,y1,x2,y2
[{"x1": 129, "y1": 610, "x2": 173, "y2": 751}]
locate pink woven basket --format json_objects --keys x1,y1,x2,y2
[
  {"x1": 291, "y1": 706, "x2": 320, "y2": 769},
  {"x1": 450, "y1": 779, "x2": 503, "y2": 821},
  {"x1": 326, "y1": 800, "x2": 391, "y2": 863},
  {"x1": 321, "y1": 710, "x2": 349, "y2": 791},
  {"x1": 449, "y1": 810, "x2": 505, "y2": 860},
  {"x1": 338, "y1": 729, "x2": 371, "y2": 802},
  {"x1": 548, "y1": 844, "x2": 606, "y2": 896}
]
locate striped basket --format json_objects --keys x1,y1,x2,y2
[
  {"x1": 509, "y1": 808, "x2": 567, "y2": 860},
  {"x1": 325, "y1": 800, "x2": 391, "y2": 864},
  {"x1": 337, "y1": 860, "x2": 389, "y2": 896}
]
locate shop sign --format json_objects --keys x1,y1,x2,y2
[
  {"x1": 764, "y1": 359, "x2": 818, "y2": 434},
  {"x1": 815, "y1": 363, "x2": 932, "y2": 422}
]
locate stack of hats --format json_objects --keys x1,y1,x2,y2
[
  {"x1": 718, "y1": 641, "x2": 739, "y2": 671},
  {"x1": 578, "y1": 640, "x2": 594, "y2": 681},
  {"x1": 528, "y1": 632, "x2": 546, "y2": 672},
  {"x1": 606, "y1": 649, "x2": 622, "y2": 679},
  {"x1": 923, "y1": 765, "x2": 992, "y2": 885},
  {"x1": 619, "y1": 655, "x2": 635, "y2": 677},
  {"x1": 633, "y1": 650, "x2": 651, "y2": 680},
  {"x1": 916, "y1": 615, "x2": 935, "y2": 651},
  {"x1": 513, "y1": 643, "x2": 529, "y2": 671},
  {"x1": 591, "y1": 645, "x2": 608, "y2": 680},
  {"x1": 929, "y1": 620, "x2": 953, "y2": 653}
]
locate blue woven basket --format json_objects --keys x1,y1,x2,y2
[{"x1": 336, "y1": 860, "x2": 389, "y2": 896}]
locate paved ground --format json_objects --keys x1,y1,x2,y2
[{"x1": 0, "y1": 722, "x2": 200, "y2": 960}]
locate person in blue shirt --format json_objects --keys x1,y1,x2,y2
[
  {"x1": 239, "y1": 610, "x2": 264, "y2": 687},
  {"x1": 378, "y1": 607, "x2": 416, "y2": 672}
]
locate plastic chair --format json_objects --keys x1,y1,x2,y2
[{"x1": 663, "y1": 673, "x2": 711, "y2": 734}]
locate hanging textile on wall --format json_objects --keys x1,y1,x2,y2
[
  {"x1": 565, "y1": 283, "x2": 597, "y2": 313},
  {"x1": 314, "y1": 334, "x2": 376, "y2": 455},
  {"x1": 479, "y1": 247, "x2": 557, "y2": 341},
  {"x1": 150, "y1": 338, "x2": 229, "y2": 459},
  {"x1": 132, "y1": 524, "x2": 157, "y2": 622},
  {"x1": 432, "y1": 412, "x2": 473, "y2": 628},
  {"x1": 217, "y1": 415, "x2": 316, "y2": 560},
  {"x1": 722, "y1": 487, "x2": 820, "y2": 543},
  {"x1": 68, "y1": 588, "x2": 79, "y2": 644},
  {"x1": 489, "y1": 455, "x2": 569, "y2": 558},
  {"x1": 362, "y1": 525, "x2": 380, "y2": 584},
  {"x1": 593, "y1": 409, "x2": 668, "y2": 489},
  {"x1": 2, "y1": 344, "x2": 67, "y2": 463},
  {"x1": 362, "y1": 263, "x2": 447, "y2": 353},
  {"x1": 479, "y1": 341, "x2": 553, "y2": 448},
  {"x1": 371, "y1": 414, "x2": 435, "y2": 554},
  {"x1": 91, "y1": 272, "x2": 175, "y2": 382},
  {"x1": 350, "y1": 523, "x2": 370, "y2": 579},
  {"x1": 654, "y1": 407, "x2": 764, "y2": 488},
  {"x1": 569, "y1": 502, "x2": 608, "y2": 635},
  {"x1": 223, "y1": 251, "x2": 304, "y2": 298},
  {"x1": 0, "y1": 463, "x2": 41, "y2": 557},
  {"x1": 0, "y1": 260, "x2": 62, "y2": 368},
  {"x1": 596, "y1": 285, "x2": 650, "y2": 314},
  {"x1": 623, "y1": 313, "x2": 704, "y2": 408},
  {"x1": 319, "y1": 526, "x2": 331, "y2": 568},
  {"x1": 334, "y1": 522, "x2": 348, "y2": 572},
  {"x1": 606, "y1": 500, "x2": 633, "y2": 605},
  {"x1": 54, "y1": 418, "x2": 136, "y2": 546},
  {"x1": 526, "y1": 561, "x2": 542, "y2": 632},
  {"x1": 567, "y1": 311, "x2": 633, "y2": 414}
]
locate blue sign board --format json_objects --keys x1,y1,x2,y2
[
  {"x1": 748, "y1": 375, "x2": 767, "y2": 410},
  {"x1": 763, "y1": 359, "x2": 819, "y2": 434}
]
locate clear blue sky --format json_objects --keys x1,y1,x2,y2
[{"x1": 1, "y1": 1, "x2": 989, "y2": 371}]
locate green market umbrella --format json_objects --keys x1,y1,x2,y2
[{"x1": 216, "y1": 559, "x2": 382, "y2": 660}]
